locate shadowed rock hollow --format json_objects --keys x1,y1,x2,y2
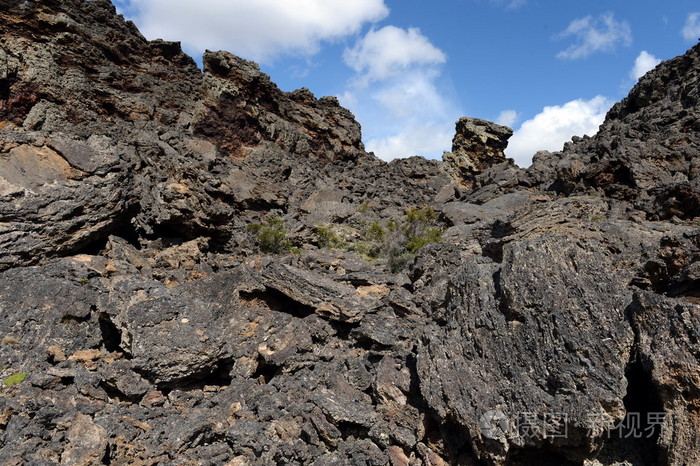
[{"x1": 0, "y1": 1, "x2": 698, "y2": 465}]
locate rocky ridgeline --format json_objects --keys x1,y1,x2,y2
[{"x1": 0, "y1": 1, "x2": 698, "y2": 465}]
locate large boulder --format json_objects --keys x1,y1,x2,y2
[{"x1": 443, "y1": 117, "x2": 513, "y2": 188}]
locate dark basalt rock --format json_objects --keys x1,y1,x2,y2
[
  {"x1": 528, "y1": 42, "x2": 700, "y2": 220},
  {"x1": 0, "y1": 1, "x2": 698, "y2": 465}
]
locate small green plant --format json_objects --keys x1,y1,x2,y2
[
  {"x1": 405, "y1": 227, "x2": 442, "y2": 253},
  {"x1": 402, "y1": 207, "x2": 442, "y2": 253},
  {"x1": 364, "y1": 221, "x2": 386, "y2": 241},
  {"x1": 405, "y1": 207, "x2": 437, "y2": 223},
  {"x1": 314, "y1": 205, "x2": 444, "y2": 272},
  {"x1": 384, "y1": 207, "x2": 444, "y2": 272},
  {"x1": 356, "y1": 202, "x2": 373, "y2": 215},
  {"x1": 247, "y1": 217, "x2": 292, "y2": 254},
  {"x1": 386, "y1": 247, "x2": 414, "y2": 273},
  {"x1": 3, "y1": 372, "x2": 27, "y2": 388},
  {"x1": 314, "y1": 224, "x2": 342, "y2": 249}
]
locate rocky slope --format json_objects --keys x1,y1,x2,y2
[{"x1": 0, "y1": 1, "x2": 698, "y2": 465}]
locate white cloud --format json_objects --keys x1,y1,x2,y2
[
  {"x1": 366, "y1": 122, "x2": 455, "y2": 162},
  {"x1": 506, "y1": 96, "x2": 613, "y2": 167},
  {"x1": 340, "y1": 72, "x2": 459, "y2": 160},
  {"x1": 682, "y1": 12, "x2": 700, "y2": 41},
  {"x1": 116, "y1": 0, "x2": 389, "y2": 63},
  {"x1": 556, "y1": 13, "x2": 632, "y2": 60},
  {"x1": 488, "y1": 0, "x2": 526, "y2": 10},
  {"x1": 496, "y1": 109, "x2": 519, "y2": 127},
  {"x1": 373, "y1": 70, "x2": 446, "y2": 119},
  {"x1": 340, "y1": 26, "x2": 459, "y2": 161},
  {"x1": 343, "y1": 26, "x2": 446, "y2": 82},
  {"x1": 115, "y1": 2, "x2": 457, "y2": 161},
  {"x1": 630, "y1": 51, "x2": 661, "y2": 80}
]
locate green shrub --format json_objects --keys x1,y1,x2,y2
[
  {"x1": 405, "y1": 206, "x2": 438, "y2": 224},
  {"x1": 315, "y1": 224, "x2": 338, "y2": 248},
  {"x1": 247, "y1": 217, "x2": 292, "y2": 254},
  {"x1": 384, "y1": 207, "x2": 444, "y2": 271},
  {"x1": 3, "y1": 372, "x2": 27, "y2": 388},
  {"x1": 315, "y1": 205, "x2": 444, "y2": 272},
  {"x1": 386, "y1": 246, "x2": 414, "y2": 273},
  {"x1": 402, "y1": 207, "x2": 442, "y2": 254},
  {"x1": 364, "y1": 221, "x2": 386, "y2": 241},
  {"x1": 405, "y1": 227, "x2": 442, "y2": 253}
]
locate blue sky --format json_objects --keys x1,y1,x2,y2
[{"x1": 113, "y1": 0, "x2": 700, "y2": 166}]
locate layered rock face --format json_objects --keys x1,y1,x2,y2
[{"x1": 0, "y1": 1, "x2": 698, "y2": 465}]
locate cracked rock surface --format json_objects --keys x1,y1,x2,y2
[{"x1": 0, "y1": 1, "x2": 698, "y2": 464}]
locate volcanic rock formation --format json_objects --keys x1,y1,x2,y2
[
  {"x1": 443, "y1": 117, "x2": 513, "y2": 188},
  {"x1": 0, "y1": 1, "x2": 698, "y2": 465}
]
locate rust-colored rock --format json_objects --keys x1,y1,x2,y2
[{"x1": 443, "y1": 117, "x2": 513, "y2": 188}]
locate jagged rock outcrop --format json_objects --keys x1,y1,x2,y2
[
  {"x1": 199, "y1": 50, "x2": 365, "y2": 162},
  {"x1": 0, "y1": 0, "x2": 447, "y2": 270},
  {"x1": 527, "y1": 44, "x2": 700, "y2": 220},
  {"x1": 0, "y1": 1, "x2": 698, "y2": 465},
  {"x1": 443, "y1": 117, "x2": 513, "y2": 188}
]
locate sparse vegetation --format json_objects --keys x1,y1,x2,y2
[
  {"x1": 356, "y1": 202, "x2": 373, "y2": 215},
  {"x1": 384, "y1": 207, "x2": 444, "y2": 272},
  {"x1": 3, "y1": 372, "x2": 27, "y2": 388},
  {"x1": 403, "y1": 208, "x2": 443, "y2": 253},
  {"x1": 313, "y1": 224, "x2": 347, "y2": 249},
  {"x1": 364, "y1": 221, "x2": 386, "y2": 242},
  {"x1": 315, "y1": 205, "x2": 444, "y2": 272},
  {"x1": 247, "y1": 217, "x2": 293, "y2": 254}
]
